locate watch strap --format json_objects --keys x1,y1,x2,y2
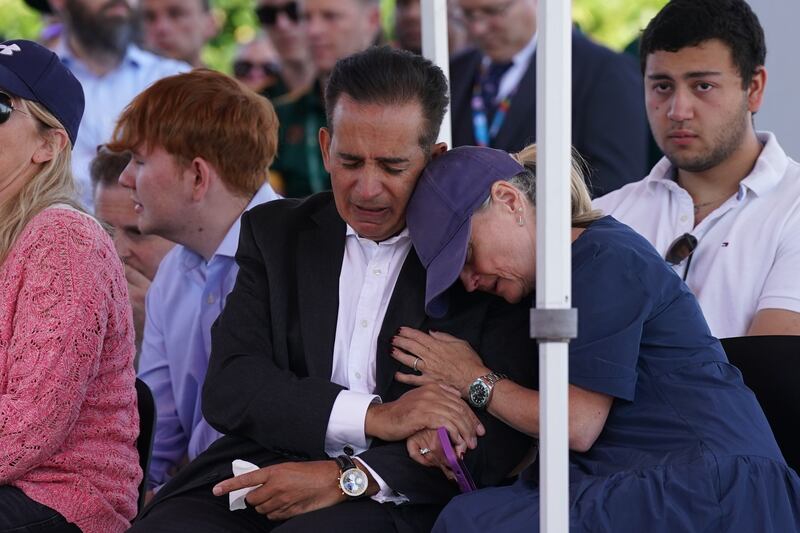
[
  {"x1": 479, "y1": 372, "x2": 507, "y2": 386},
  {"x1": 335, "y1": 454, "x2": 356, "y2": 473},
  {"x1": 470, "y1": 371, "x2": 507, "y2": 408},
  {"x1": 336, "y1": 454, "x2": 369, "y2": 499}
]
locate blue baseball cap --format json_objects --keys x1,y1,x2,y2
[
  {"x1": 407, "y1": 146, "x2": 526, "y2": 318},
  {"x1": 0, "y1": 39, "x2": 84, "y2": 146}
]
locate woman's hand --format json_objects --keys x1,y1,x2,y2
[
  {"x1": 392, "y1": 328, "x2": 490, "y2": 396},
  {"x1": 406, "y1": 428, "x2": 456, "y2": 482},
  {"x1": 364, "y1": 383, "x2": 485, "y2": 451}
]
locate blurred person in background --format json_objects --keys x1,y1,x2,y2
[
  {"x1": 303, "y1": 0, "x2": 380, "y2": 79},
  {"x1": 394, "y1": 0, "x2": 469, "y2": 56},
  {"x1": 141, "y1": 0, "x2": 218, "y2": 67},
  {"x1": 233, "y1": 33, "x2": 283, "y2": 98},
  {"x1": 0, "y1": 39, "x2": 138, "y2": 533},
  {"x1": 91, "y1": 145, "x2": 175, "y2": 357},
  {"x1": 22, "y1": 0, "x2": 64, "y2": 49},
  {"x1": 254, "y1": 0, "x2": 314, "y2": 97},
  {"x1": 449, "y1": 0, "x2": 648, "y2": 197},
  {"x1": 271, "y1": 0, "x2": 380, "y2": 198},
  {"x1": 46, "y1": 0, "x2": 188, "y2": 211}
]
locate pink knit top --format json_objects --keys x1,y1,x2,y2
[{"x1": 0, "y1": 208, "x2": 140, "y2": 532}]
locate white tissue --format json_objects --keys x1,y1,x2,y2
[{"x1": 229, "y1": 459, "x2": 262, "y2": 511}]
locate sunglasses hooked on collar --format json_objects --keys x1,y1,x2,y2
[
  {"x1": 665, "y1": 232, "x2": 698, "y2": 281},
  {"x1": 256, "y1": 1, "x2": 299, "y2": 25},
  {"x1": 0, "y1": 91, "x2": 32, "y2": 125}
]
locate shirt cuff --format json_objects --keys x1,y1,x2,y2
[
  {"x1": 354, "y1": 458, "x2": 409, "y2": 505},
  {"x1": 324, "y1": 391, "x2": 379, "y2": 457}
]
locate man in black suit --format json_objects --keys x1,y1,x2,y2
[
  {"x1": 450, "y1": 0, "x2": 649, "y2": 197},
  {"x1": 129, "y1": 46, "x2": 537, "y2": 532}
]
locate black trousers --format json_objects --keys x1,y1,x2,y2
[
  {"x1": 130, "y1": 437, "x2": 443, "y2": 533},
  {"x1": 128, "y1": 481, "x2": 440, "y2": 533},
  {"x1": 0, "y1": 486, "x2": 80, "y2": 533}
]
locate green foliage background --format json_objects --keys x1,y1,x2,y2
[{"x1": 0, "y1": 0, "x2": 667, "y2": 72}]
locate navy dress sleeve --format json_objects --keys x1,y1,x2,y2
[{"x1": 568, "y1": 241, "x2": 654, "y2": 401}]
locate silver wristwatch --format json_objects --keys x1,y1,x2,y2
[{"x1": 467, "y1": 372, "x2": 507, "y2": 409}]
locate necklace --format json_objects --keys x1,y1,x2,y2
[
  {"x1": 692, "y1": 193, "x2": 732, "y2": 213},
  {"x1": 693, "y1": 200, "x2": 719, "y2": 213},
  {"x1": 676, "y1": 174, "x2": 735, "y2": 214}
]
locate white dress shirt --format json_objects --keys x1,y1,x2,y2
[
  {"x1": 324, "y1": 226, "x2": 412, "y2": 503},
  {"x1": 483, "y1": 32, "x2": 538, "y2": 103},
  {"x1": 593, "y1": 132, "x2": 800, "y2": 338}
]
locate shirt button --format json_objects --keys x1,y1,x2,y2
[
  {"x1": 680, "y1": 215, "x2": 689, "y2": 223},
  {"x1": 355, "y1": 372, "x2": 362, "y2": 380},
  {"x1": 373, "y1": 268, "x2": 382, "y2": 276},
  {"x1": 360, "y1": 320, "x2": 368, "y2": 328},
  {"x1": 207, "y1": 294, "x2": 215, "y2": 304}
]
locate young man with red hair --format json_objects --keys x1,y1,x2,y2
[{"x1": 108, "y1": 69, "x2": 281, "y2": 496}]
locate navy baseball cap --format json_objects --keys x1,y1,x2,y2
[
  {"x1": 407, "y1": 146, "x2": 525, "y2": 318},
  {"x1": 0, "y1": 39, "x2": 84, "y2": 146}
]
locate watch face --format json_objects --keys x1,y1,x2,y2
[
  {"x1": 469, "y1": 380, "x2": 490, "y2": 408},
  {"x1": 340, "y1": 467, "x2": 368, "y2": 497}
]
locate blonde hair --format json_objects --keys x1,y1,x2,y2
[
  {"x1": 508, "y1": 143, "x2": 603, "y2": 227},
  {"x1": 0, "y1": 100, "x2": 84, "y2": 264}
]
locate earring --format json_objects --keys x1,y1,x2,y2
[{"x1": 516, "y1": 207, "x2": 524, "y2": 227}]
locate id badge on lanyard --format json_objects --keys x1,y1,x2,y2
[{"x1": 471, "y1": 65, "x2": 516, "y2": 147}]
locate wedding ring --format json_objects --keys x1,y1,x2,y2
[
  {"x1": 419, "y1": 448, "x2": 431, "y2": 456},
  {"x1": 413, "y1": 357, "x2": 421, "y2": 372}
]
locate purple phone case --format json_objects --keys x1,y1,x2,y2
[{"x1": 437, "y1": 427, "x2": 477, "y2": 493}]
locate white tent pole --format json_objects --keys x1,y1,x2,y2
[
  {"x1": 535, "y1": 0, "x2": 574, "y2": 532},
  {"x1": 421, "y1": 0, "x2": 452, "y2": 147}
]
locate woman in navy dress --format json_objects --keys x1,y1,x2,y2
[{"x1": 391, "y1": 144, "x2": 800, "y2": 532}]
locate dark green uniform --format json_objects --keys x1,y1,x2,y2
[
  {"x1": 271, "y1": 80, "x2": 330, "y2": 198},
  {"x1": 259, "y1": 78, "x2": 288, "y2": 103}
]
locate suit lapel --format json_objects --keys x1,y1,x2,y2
[
  {"x1": 451, "y1": 50, "x2": 483, "y2": 146},
  {"x1": 493, "y1": 53, "x2": 537, "y2": 151},
  {"x1": 374, "y1": 248, "x2": 428, "y2": 396},
  {"x1": 296, "y1": 200, "x2": 345, "y2": 379}
]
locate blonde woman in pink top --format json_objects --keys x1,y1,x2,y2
[{"x1": 0, "y1": 40, "x2": 139, "y2": 532}]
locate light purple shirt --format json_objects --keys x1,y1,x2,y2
[{"x1": 138, "y1": 184, "x2": 281, "y2": 489}]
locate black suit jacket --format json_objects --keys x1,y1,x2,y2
[
  {"x1": 450, "y1": 30, "x2": 648, "y2": 197},
  {"x1": 143, "y1": 193, "x2": 537, "y2": 530}
]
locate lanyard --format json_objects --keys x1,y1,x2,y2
[
  {"x1": 305, "y1": 111, "x2": 325, "y2": 193},
  {"x1": 471, "y1": 62, "x2": 517, "y2": 147}
]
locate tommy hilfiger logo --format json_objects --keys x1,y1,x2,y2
[{"x1": 0, "y1": 44, "x2": 21, "y2": 56}]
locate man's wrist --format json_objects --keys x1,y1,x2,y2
[
  {"x1": 329, "y1": 460, "x2": 349, "y2": 504},
  {"x1": 353, "y1": 458, "x2": 380, "y2": 497},
  {"x1": 364, "y1": 402, "x2": 386, "y2": 440}
]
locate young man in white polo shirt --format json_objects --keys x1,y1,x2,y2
[{"x1": 593, "y1": 0, "x2": 800, "y2": 339}]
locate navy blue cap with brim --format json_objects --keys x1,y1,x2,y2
[
  {"x1": 407, "y1": 146, "x2": 526, "y2": 318},
  {"x1": 0, "y1": 40, "x2": 84, "y2": 147}
]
